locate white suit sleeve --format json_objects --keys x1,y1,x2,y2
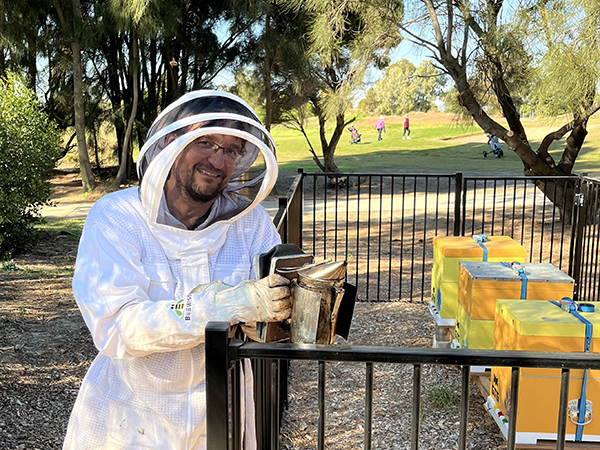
[
  {"x1": 73, "y1": 208, "x2": 283, "y2": 359},
  {"x1": 73, "y1": 223, "x2": 226, "y2": 358},
  {"x1": 114, "y1": 275, "x2": 291, "y2": 357}
]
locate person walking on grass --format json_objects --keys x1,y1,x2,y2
[
  {"x1": 403, "y1": 114, "x2": 411, "y2": 140},
  {"x1": 375, "y1": 115, "x2": 386, "y2": 141}
]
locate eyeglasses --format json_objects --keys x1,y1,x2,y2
[{"x1": 191, "y1": 139, "x2": 246, "y2": 162}]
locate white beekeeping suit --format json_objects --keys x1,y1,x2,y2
[{"x1": 64, "y1": 91, "x2": 289, "y2": 449}]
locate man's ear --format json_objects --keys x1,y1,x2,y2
[{"x1": 165, "y1": 133, "x2": 177, "y2": 146}]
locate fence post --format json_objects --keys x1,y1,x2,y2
[
  {"x1": 206, "y1": 321, "x2": 233, "y2": 450},
  {"x1": 571, "y1": 181, "x2": 588, "y2": 301},
  {"x1": 454, "y1": 172, "x2": 463, "y2": 236},
  {"x1": 277, "y1": 197, "x2": 288, "y2": 243},
  {"x1": 294, "y1": 168, "x2": 304, "y2": 248}
]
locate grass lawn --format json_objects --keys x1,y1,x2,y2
[{"x1": 270, "y1": 112, "x2": 600, "y2": 178}]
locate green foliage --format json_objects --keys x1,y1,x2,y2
[
  {"x1": 425, "y1": 386, "x2": 460, "y2": 411},
  {"x1": 0, "y1": 71, "x2": 62, "y2": 260},
  {"x1": 230, "y1": 68, "x2": 267, "y2": 122},
  {"x1": 358, "y1": 60, "x2": 446, "y2": 115},
  {"x1": 295, "y1": 0, "x2": 404, "y2": 69},
  {"x1": 521, "y1": 0, "x2": 600, "y2": 117},
  {"x1": 0, "y1": 259, "x2": 20, "y2": 271},
  {"x1": 443, "y1": 88, "x2": 464, "y2": 116},
  {"x1": 472, "y1": 19, "x2": 533, "y2": 116},
  {"x1": 272, "y1": 0, "x2": 404, "y2": 172}
]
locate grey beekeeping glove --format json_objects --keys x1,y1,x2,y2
[{"x1": 191, "y1": 273, "x2": 292, "y2": 324}]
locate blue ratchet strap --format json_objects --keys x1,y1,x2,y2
[
  {"x1": 550, "y1": 298, "x2": 593, "y2": 441},
  {"x1": 471, "y1": 234, "x2": 489, "y2": 261},
  {"x1": 510, "y1": 262, "x2": 527, "y2": 299},
  {"x1": 579, "y1": 303, "x2": 596, "y2": 313}
]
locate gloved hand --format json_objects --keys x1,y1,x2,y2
[{"x1": 192, "y1": 274, "x2": 292, "y2": 324}]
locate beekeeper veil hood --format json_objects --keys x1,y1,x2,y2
[{"x1": 137, "y1": 90, "x2": 278, "y2": 232}]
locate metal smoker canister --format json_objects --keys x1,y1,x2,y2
[{"x1": 290, "y1": 260, "x2": 347, "y2": 345}]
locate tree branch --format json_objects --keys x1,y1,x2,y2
[
  {"x1": 584, "y1": 101, "x2": 600, "y2": 121},
  {"x1": 447, "y1": 0, "x2": 453, "y2": 50},
  {"x1": 537, "y1": 123, "x2": 575, "y2": 169},
  {"x1": 423, "y1": 0, "x2": 447, "y2": 56},
  {"x1": 282, "y1": 110, "x2": 325, "y2": 172},
  {"x1": 397, "y1": 26, "x2": 440, "y2": 55}
]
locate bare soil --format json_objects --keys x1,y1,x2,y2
[
  {"x1": 0, "y1": 171, "x2": 505, "y2": 449},
  {"x1": 0, "y1": 224, "x2": 92, "y2": 449}
]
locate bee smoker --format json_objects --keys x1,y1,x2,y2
[
  {"x1": 253, "y1": 244, "x2": 356, "y2": 344},
  {"x1": 290, "y1": 260, "x2": 356, "y2": 345}
]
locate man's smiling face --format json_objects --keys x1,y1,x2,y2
[{"x1": 167, "y1": 134, "x2": 243, "y2": 204}]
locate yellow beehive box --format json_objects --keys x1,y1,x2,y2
[
  {"x1": 454, "y1": 302, "x2": 495, "y2": 350},
  {"x1": 431, "y1": 271, "x2": 459, "y2": 322},
  {"x1": 458, "y1": 262, "x2": 574, "y2": 321},
  {"x1": 433, "y1": 236, "x2": 526, "y2": 282},
  {"x1": 489, "y1": 299, "x2": 600, "y2": 445},
  {"x1": 431, "y1": 236, "x2": 526, "y2": 321}
]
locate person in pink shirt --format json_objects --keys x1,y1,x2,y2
[{"x1": 375, "y1": 116, "x2": 386, "y2": 141}]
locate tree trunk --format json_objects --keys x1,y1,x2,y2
[
  {"x1": 93, "y1": 126, "x2": 100, "y2": 170},
  {"x1": 322, "y1": 114, "x2": 348, "y2": 173},
  {"x1": 264, "y1": 12, "x2": 272, "y2": 131},
  {"x1": 68, "y1": 0, "x2": 95, "y2": 192},
  {"x1": 114, "y1": 28, "x2": 139, "y2": 188},
  {"x1": 100, "y1": 27, "x2": 125, "y2": 166},
  {"x1": 534, "y1": 179, "x2": 575, "y2": 224}
]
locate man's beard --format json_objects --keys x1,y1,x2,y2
[{"x1": 179, "y1": 163, "x2": 227, "y2": 203}]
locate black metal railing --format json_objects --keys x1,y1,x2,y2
[
  {"x1": 245, "y1": 170, "x2": 600, "y2": 449},
  {"x1": 272, "y1": 168, "x2": 303, "y2": 247},
  {"x1": 206, "y1": 321, "x2": 600, "y2": 450},
  {"x1": 574, "y1": 176, "x2": 600, "y2": 302},
  {"x1": 297, "y1": 171, "x2": 600, "y2": 303}
]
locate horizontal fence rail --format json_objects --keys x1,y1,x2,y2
[
  {"x1": 206, "y1": 322, "x2": 600, "y2": 450},
  {"x1": 299, "y1": 172, "x2": 600, "y2": 303}
]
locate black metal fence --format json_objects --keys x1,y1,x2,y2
[
  {"x1": 206, "y1": 321, "x2": 600, "y2": 450},
  {"x1": 241, "y1": 170, "x2": 600, "y2": 449},
  {"x1": 286, "y1": 171, "x2": 600, "y2": 303}
]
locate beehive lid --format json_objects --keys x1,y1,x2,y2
[
  {"x1": 433, "y1": 236, "x2": 525, "y2": 257},
  {"x1": 460, "y1": 262, "x2": 574, "y2": 283},
  {"x1": 496, "y1": 299, "x2": 600, "y2": 338}
]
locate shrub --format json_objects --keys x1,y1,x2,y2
[{"x1": 0, "y1": 71, "x2": 62, "y2": 259}]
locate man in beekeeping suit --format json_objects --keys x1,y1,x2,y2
[{"x1": 63, "y1": 90, "x2": 291, "y2": 449}]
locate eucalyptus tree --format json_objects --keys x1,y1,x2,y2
[
  {"x1": 0, "y1": 0, "x2": 51, "y2": 91},
  {"x1": 108, "y1": 0, "x2": 150, "y2": 188},
  {"x1": 396, "y1": 0, "x2": 600, "y2": 218},
  {"x1": 274, "y1": 0, "x2": 404, "y2": 173},
  {"x1": 359, "y1": 59, "x2": 445, "y2": 115},
  {"x1": 52, "y1": 0, "x2": 96, "y2": 192}
]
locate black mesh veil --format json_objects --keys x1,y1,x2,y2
[{"x1": 137, "y1": 91, "x2": 276, "y2": 185}]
